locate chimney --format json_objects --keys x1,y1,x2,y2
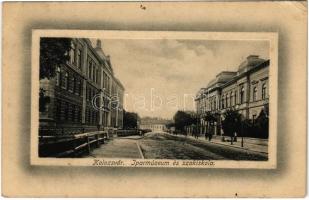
[{"x1": 96, "y1": 39, "x2": 102, "y2": 49}]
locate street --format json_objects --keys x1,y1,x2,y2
[{"x1": 89, "y1": 132, "x2": 268, "y2": 161}]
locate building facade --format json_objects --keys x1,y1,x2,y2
[
  {"x1": 39, "y1": 38, "x2": 124, "y2": 131},
  {"x1": 139, "y1": 117, "x2": 172, "y2": 132},
  {"x1": 195, "y1": 55, "x2": 269, "y2": 136}
]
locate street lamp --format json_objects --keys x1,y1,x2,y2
[
  {"x1": 240, "y1": 114, "x2": 244, "y2": 148},
  {"x1": 235, "y1": 105, "x2": 244, "y2": 148},
  {"x1": 241, "y1": 121, "x2": 244, "y2": 147}
]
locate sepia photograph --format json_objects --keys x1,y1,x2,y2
[
  {"x1": 32, "y1": 30, "x2": 277, "y2": 168},
  {"x1": 3, "y1": 2, "x2": 307, "y2": 197}
]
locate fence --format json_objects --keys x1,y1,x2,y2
[
  {"x1": 116, "y1": 129, "x2": 139, "y2": 137},
  {"x1": 39, "y1": 127, "x2": 152, "y2": 157},
  {"x1": 39, "y1": 126, "x2": 109, "y2": 157}
]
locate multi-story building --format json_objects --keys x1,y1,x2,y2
[
  {"x1": 139, "y1": 117, "x2": 172, "y2": 132},
  {"x1": 39, "y1": 38, "x2": 125, "y2": 131},
  {"x1": 195, "y1": 55, "x2": 269, "y2": 136},
  {"x1": 110, "y1": 77, "x2": 125, "y2": 129}
]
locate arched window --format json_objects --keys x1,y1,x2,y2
[
  {"x1": 96, "y1": 68, "x2": 99, "y2": 83},
  {"x1": 234, "y1": 91, "x2": 237, "y2": 105},
  {"x1": 70, "y1": 43, "x2": 76, "y2": 64},
  {"x1": 56, "y1": 66, "x2": 61, "y2": 86},
  {"x1": 214, "y1": 98, "x2": 216, "y2": 110},
  {"x1": 221, "y1": 95, "x2": 225, "y2": 109},
  {"x1": 77, "y1": 49, "x2": 82, "y2": 69},
  {"x1": 210, "y1": 100, "x2": 212, "y2": 111},
  {"x1": 262, "y1": 83, "x2": 267, "y2": 100},
  {"x1": 226, "y1": 94, "x2": 228, "y2": 108},
  {"x1": 92, "y1": 64, "x2": 96, "y2": 81},
  {"x1": 71, "y1": 76, "x2": 75, "y2": 93},
  {"x1": 64, "y1": 72, "x2": 68, "y2": 89},
  {"x1": 240, "y1": 86, "x2": 245, "y2": 104},
  {"x1": 88, "y1": 60, "x2": 92, "y2": 79},
  {"x1": 253, "y1": 87, "x2": 257, "y2": 101},
  {"x1": 230, "y1": 92, "x2": 233, "y2": 106}
]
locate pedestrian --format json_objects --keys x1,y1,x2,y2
[
  {"x1": 209, "y1": 132, "x2": 212, "y2": 141},
  {"x1": 208, "y1": 126, "x2": 213, "y2": 141}
]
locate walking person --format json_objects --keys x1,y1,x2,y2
[
  {"x1": 204, "y1": 126, "x2": 208, "y2": 140},
  {"x1": 208, "y1": 125, "x2": 213, "y2": 142}
]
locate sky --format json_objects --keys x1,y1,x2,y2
[{"x1": 93, "y1": 39, "x2": 269, "y2": 119}]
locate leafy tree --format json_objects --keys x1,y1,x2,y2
[
  {"x1": 203, "y1": 112, "x2": 217, "y2": 123},
  {"x1": 173, "y1": 111, "x2": 196, "y2": 132},
  {"x1": 166, "y1": 122, "x2": 175, "y2": 129},
  {"x1": 40, "y1": 38, "x2": 72, "y2": 80},
  {"x1": 39, "y1": 38, "x2": 72, "y2": 112},
  {"x1": 240, "y1": 108, "x2": 269, "y2": 139},
  {"x1": 203, "y1": 111, "x2": 219, "y2": 138},
  {"x1": 255, "y1": 108, "x2": 269, "y2": 138},
  {"x1": 123, "y1": 110, "x2": 140, "y2": 129},
  {"x1": 221, "y1": 109, "x2": 242, "y2": 144}
]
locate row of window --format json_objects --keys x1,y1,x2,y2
[
  {"x1": 198, "y1": 83, "x2": 267, "y2": 112},
  {"x1": 85, "y1": 108, "x2": 99, "y2": 125},
  {"x1": 221, "y1": 88, "x2": 242, "y2": 109},
  {"x1": 102, "y1": 71, "x2": 111, "y2": 93},
  {"x1": 69, "y1": 42, "x2": 82, "y2": 69},
  {"x1": 69, "y1": 42, "x2": 102, "y2": 85},
  {"x1": 253, "y1": 83, "x2": 267, "y2": 101},
  {"x1": 70, "y1": 42, "x2": 100, "y2": 84},
  {"x1": 68, "y1": 41, "x2": 117, "y2": 94},
  {"x1": 86, "y1": 85, "x2": 99, "y2": 102},
  {"x1": 55, "y1": 100, "x2": 82, "y2": 123},
  {"x1": 87, "y1": 56, "x2": 100, "y2": 84},
  {"x1": 222, "y1": 83, "x2": 267, "y2": 109},
  {"x1": 54, "y1": 99, "x2": 117, "y2": 126},
  {"x1": 56, "y1": 67, "x2": 83, "y2": 96}
]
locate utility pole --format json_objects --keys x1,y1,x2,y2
[{"x1": 241, "y1": 117, "x2": 244, "y2": 147}]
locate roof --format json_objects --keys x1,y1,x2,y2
[
  {"x1": 205, "y1": 55, "x2": 268, "y2": 90},
  {"x1": 206, "y1": 71, "x2": 237, "y2": 88},
  {"x1": 237, "y1": 55, "x2": 266, "y2": 74}
]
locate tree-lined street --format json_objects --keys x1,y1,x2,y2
[{"x1": 88, "y1": 132, "x2": 268, "y2": 161}]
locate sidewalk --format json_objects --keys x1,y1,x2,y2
[
  {"x1": 209, "y1": 136, "x2": 268, "y2": 154},
  {"x1": 170, "y1": 133, "x2": 268, "y2": 154},
  {"x1": 90, "y1": 136, "x2": 144, "y2": 159}
]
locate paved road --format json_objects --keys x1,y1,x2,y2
[
  {"x1": 139, "y1": 132, "x2": 268, "y2": 161},
  {"x1": 90, "y1": 135, "x2": 144, "y2": 159},
  {"x1": 88, "y1": 132, "x2": 267, "y2": 161}
]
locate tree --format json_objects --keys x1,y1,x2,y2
[
  {"x1": 203, "y1": 111, "x2": 219, "y2": 139},
  {"x1": 255, "y1": 108, "x2": 269, "y2": 139},
  {"x1": 166, "y1": 122, "x2": 175, "y2": 129},
  {"x1": 39, "y1": 38, "x2": 72, "y2": 112},
  {"x1": 203, "y1": 112, "x2": 217, "y2": 123},
  {"x1": 173, "y1": 111, "x2": 196, "y2": 133},
  {"x1": 40, "y1": 38, "x2": 72, "y2": 80},
  {"x1": 221, "y1": 109, "x2": 242, "y2": 144},
  {"x1": 123, "y1": 110, "x2": 140, "y2": 129}
]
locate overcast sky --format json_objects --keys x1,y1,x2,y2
[{"x1": 94, "y1": 39, "x2": 269, "y2": 119}]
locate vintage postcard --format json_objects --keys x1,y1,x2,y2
[
  {"x1": 3, "y1": 1, "x2": 306, "y2": 198},
  {"x1": 31, "y1": 30, "x2": 278, "y2": 168}
]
